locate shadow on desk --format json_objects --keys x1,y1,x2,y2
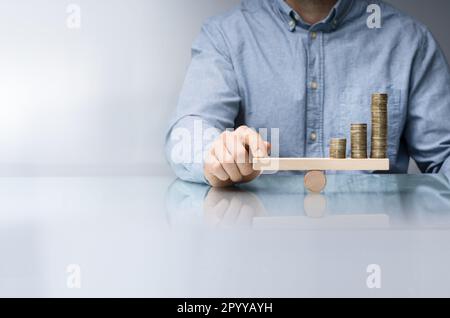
[{"x1": 165, "y1": 174, "x2": 450, "y2": 230}]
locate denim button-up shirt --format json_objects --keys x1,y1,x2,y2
[{"x1": 166, "y1": 0, "x2": 450, "y2": 183}]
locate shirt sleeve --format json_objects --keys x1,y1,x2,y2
[
  {"x1": 404, "y1": 29, "x2": 450, "y2": 178},
  {"x1": 165, "y1": 21, "x2": 241, "y2": 184}
]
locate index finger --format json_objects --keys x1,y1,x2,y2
[{"x1": 241, "y1": 128, "x2": 269, "y2": 158}]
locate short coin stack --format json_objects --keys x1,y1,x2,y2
[
  {"x1": 351, "y1": 124, "x2": 368, "y2": 159},
  {"x1": 329, "y1": 138, "x2": 347, "y2": 159},
  {"x1": 371, "y1": 93, "x2": 388, "y2": 158}
]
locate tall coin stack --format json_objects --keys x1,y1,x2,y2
[
  {"x1": 371, "y1": 93, "x2": 388, "y2": 158},
  {"x1": 351, "y1": 124, "x2": 368, "y2": 159},
  {"x1": 329, "y1": 138, "x2": 347, "y2": 159}
]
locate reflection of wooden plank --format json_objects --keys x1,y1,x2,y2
[
  {"x1": 253, "y1": 158, "x2": 390, "y2": 171},
  {"x1": 252, "y1": 215, "x2": 391, "y2": 230}
]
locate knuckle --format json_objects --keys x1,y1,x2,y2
[
  {"x1": 218, "y1": 133, "x2": 227, "y2": 143},
  {"x1": 242, "y1": 166, "x2": 254, "y2": 176},
  {"x1": 212, "y1": 162, "x2": 222, "y2": 172},
  {"x1": 235, "y1": 150, "x2": 247, "y2": 163},
  {"x1": 223, "y1": 130, "x2": 232, "y2": 138},
  {"x1": 236, "y1": 125, "x2": 248, "y2": 133},
  {"x1": 214, "y1": 173, "x2": 227, "y2": 181},
  {"x1": 213, "y1": 139, "x2": 223, "y2": 149},
  {"x1": 204, "y1": 161, "x2": 213, "y2": 171},
  {"x1": 230, "y1": 175, "x2": 243, "y2": 183},
  {"x1": 215, "y1": 141, "x2": 226, "y2": 153},
  {"x1": 223, "y1": 153, "x2": 234, "y2": 164},
  {"x1": 237, "y1": 148, "x2": 247, "y2": 157}
]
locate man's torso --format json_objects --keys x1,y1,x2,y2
[{"x1": 209, "y1": 0, "x2": 425, "y2": 173}]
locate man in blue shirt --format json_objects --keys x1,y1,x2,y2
[{"x1": 165, "y1": 0, "x2": 450, "y2": 187}]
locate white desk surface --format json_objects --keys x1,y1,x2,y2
[{"x1": 1, "y1": 174, "x2": 450, "y2": 297}]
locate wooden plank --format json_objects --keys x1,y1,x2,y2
[{"x1": 253, "y1": 158, "x2": 390, "y2": 171}]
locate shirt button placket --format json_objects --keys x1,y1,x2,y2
[{"x1": 306, "y1": 30, "x2": 322, "y2": 157}]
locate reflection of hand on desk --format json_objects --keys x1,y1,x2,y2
[{"x1": 203, "y1": 187, "x2": 266, "y2": 228}]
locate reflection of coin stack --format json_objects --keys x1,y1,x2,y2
[
  {"x1": 329, "y1": 138, "x2": 347, "y2": 159},
  {"x1": 351, "y1": 124, "x2": 368, "y2": 159},
  {"x1": 371, "y1": 93, "x2": 388, "y2": 158}
]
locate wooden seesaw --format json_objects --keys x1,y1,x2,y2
[{"x1": 253, "y1": 158, "x2": 390, "y2": 193}]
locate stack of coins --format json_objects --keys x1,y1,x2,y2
[
  {"x1": 351, "y1": 124, "x2": 368, "y2": 159},
  {"x1": 371, "y1": 93, "x2": 388, "y2": 158},
  {"x1": 329, "y1": 138, "x2": 347, "y2": 159}
]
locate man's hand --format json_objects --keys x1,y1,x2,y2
[{"x1": 204, "y1": 126, "x2": 271, "y2": 187}]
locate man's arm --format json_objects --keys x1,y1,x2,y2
[
  {"x1": 165, "y1": 21, "x2": 269, "y2": 185},
  {"x1": 404, "y1": 29, "x2": 450, "y2": 178},
  {"x1": 165, "y1": 21, "x2": 240, "y2": 183}
]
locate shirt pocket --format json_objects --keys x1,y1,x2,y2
[{"x1": 337, "y1": 86, "x2": 402, "y2": 161}]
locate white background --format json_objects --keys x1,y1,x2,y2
[{"x1": 0, "y1": 0, "x2": 240, "y2": 176}]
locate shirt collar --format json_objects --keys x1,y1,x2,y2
[{"x1": 276, "y1": 0, "x2": 354, "y2": 32}]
